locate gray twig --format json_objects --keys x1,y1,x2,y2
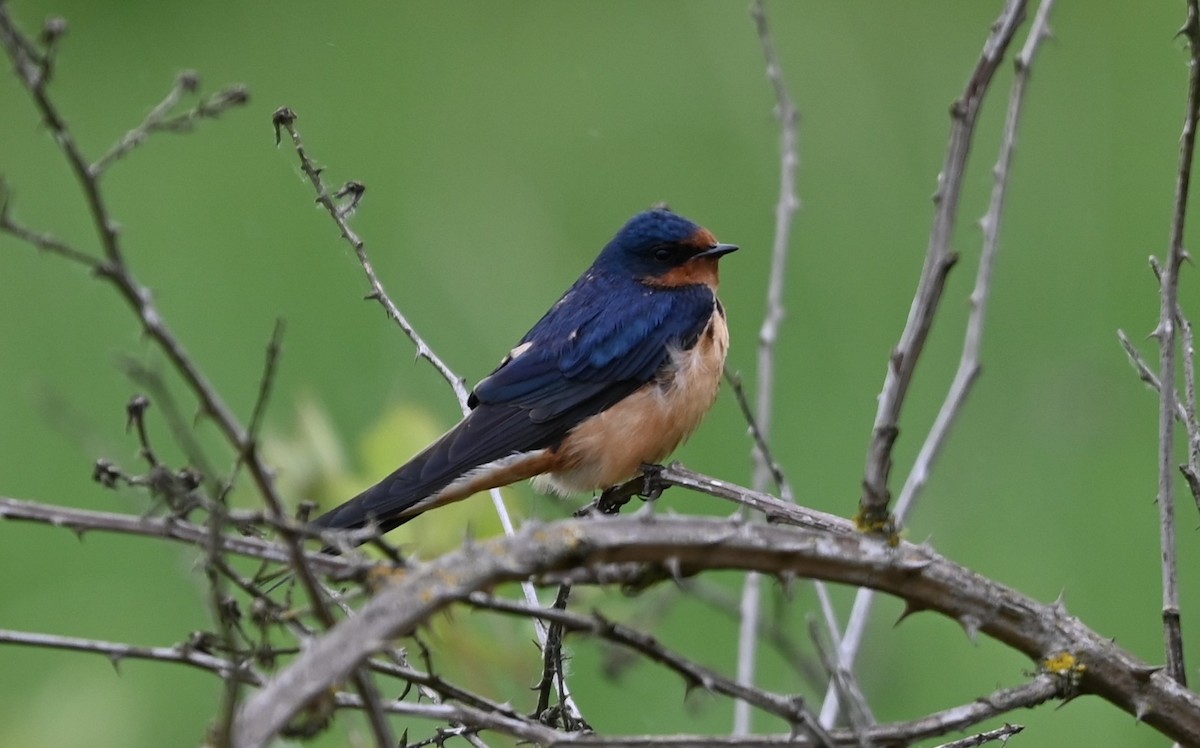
[
  {"x1": 471, "y1": 592, "x2": 831, "y2": 745},
  {"x1": 271, "y1": 105, "x2": 578, "y2": 720},
  {"x1": 1151, "y1": 0, "x2": 1200, "y2": 689},
  {"x1": 0, "y1": 628, "x2": 263, "y2": 682},
  {"x1": 271, "y1": 107, "x2": 470, "y2": 406},
  {"x1": 823, "y1": 0, "x2": 1055, "y2": 727},
  {"x1": 932, "y1": 723, "x2": 1023, "y2": 748},
  {"x1": 736, "y1": 1, "x2": 802, "y2": 734},
  {"x1": 230, "y1": 508, "x2": 1197, "y2": 747},
  {"x1": 91, "y1": 71, "x2": 249, "y2": 175},
  {"x1": 0, "y1": 12, "x2": 348, "y2": 698},
  {"x1": 857, "y1": 0, "x2": 1029, "y2": 533},
  {"x1": 0, "y1": 494, "x2": 358, "y2": 572}
]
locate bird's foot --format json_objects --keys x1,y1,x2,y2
[
  {"x1": 636, "y1": 463, "x2": 666, "y2": 500},
  {"x1": 579, "y1": 464, "x2": 669, "y2": 517}
]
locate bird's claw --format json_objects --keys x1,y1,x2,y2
[{"x1": 637, "y1": 463, "x2": 665, "y2": 500}]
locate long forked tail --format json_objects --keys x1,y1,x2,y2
[{"x1": 309, "y1": 404, "x2": 560, "y2": 541}]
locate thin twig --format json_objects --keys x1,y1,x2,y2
[
  {"x1": 686, "y1": 579, "x2": 823, "y2": 691},
  {"x1": 0, "y1": 627, "x2": 1053, "y2": 748},
  {"x1": 271, "y1": 107, "x2": 578, "y2": 720},
  {"x1": 209, "y1": 320, "x2": 285, "y2": 746},
  {"x1": 270, "y1": 107, "x2": 469, "y2": 405},
  {"x1": 1151, "y1": 0, "x2": 1200, "y2": 690},
  {"x1": 1177, "y1": 310, "x2": 1200, "y2": 513},
  {"x1": 91, "y1": 72, "x2": 249, "y2": 175},
  {"x1": 932, "y1": 723, "x2": 1023, "y2": 748},
  {"x1": 534, "y1": 585, "x2": 583, "y2": 729},
  {"x1": 810, "y1": 592, "x2": 874, "y2": 743},
  {"x1": 1119, "y1": 330, "x2": 1190, "y2": 423},
  {"x1": 736, "y1": 1, "x2": 801, "y2": 734},
  {"x1": 0, "y1": 5, "x2": 337, "y2": 652},
  {"x1": 0, "y1": 495, "x2": 358, "y2": 572},
  {"x1": 823, "y1": 0, "x2": 1054, "y2": 726},
  {"x1": 471, "y1": 592, "x2": 832, "y2": 745},
  {"x1": 0, "y1": 628, "x2": 263, "y2": 683},
  {"x1": 747, "y1": 0, "x2": 800, "y2": 502},
  {"x1": 9, "y1": 620, "x2": 557, "y2": 748},
  {"x1": 724, "y1": 368, "x2": 793, "y2": 501},
  {"x1": 857, "y1": 0, "x2": 1029, "y2": 533},
  {"x1": 0, "y1": 188, "x2": 102, "y2": 268},
  {"x1": 120, "y1": 358, "x2": 220, "y2": 488}
]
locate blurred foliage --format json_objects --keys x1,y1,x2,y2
[{"x1": 0, "y1": 1, "x2": 1197, "y2": 746}]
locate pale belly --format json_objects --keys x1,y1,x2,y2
[{"x1": 536, "y1": 308, "x2": 729, "y2": 495}]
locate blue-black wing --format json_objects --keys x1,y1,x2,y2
[{"x1": 470, "y1": 271, "x2": 716, "y2": 420}]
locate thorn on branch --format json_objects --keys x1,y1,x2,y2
[
  {"x1": 40, "y1": 16, "x2": 67, "y2": 46},
  {"x1": 92, "y1": 458, "x2": 123, "y2": 489},
  {"x1": 334, "y1": 180, "x2": 365, "y2": 217},
  {"x1": 272, "y1": 106, "x2": 297, "y2": 145},
  {"x1": 177, "y1": 69, "x2": 200, "y2": 93}
]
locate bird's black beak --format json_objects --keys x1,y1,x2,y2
[{"x1": 696, "y1": 243, "x2": 739, "y2": 259}]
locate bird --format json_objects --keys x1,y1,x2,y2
[{"x1": 311, "y1": 208, "x2": 738, "y2": 541}]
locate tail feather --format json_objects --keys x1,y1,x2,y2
[{"x1": 310, "y1": 403, "x2": 571, "y2": 538}]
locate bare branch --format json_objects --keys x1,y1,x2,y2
[
  {"x1": 1177, "y1": 309, "x2": 1200, "y2": 512},
  {"x1": 470, "y1": 592, "x2": 832, "y2": 744},
  {"x1": 0, "y1": 5, "x2": 331, "y2": 633},
  {"x1": 231, "y1": 512, "x2": 1200, "y2": 747},
  {"x1": 532, "y1": 585, "x2": 588, "y2": 730},
  {"x1": 0, "y1": 495, "x2": 356, "y2": 573},
  {"x1": 857, "y1": 0, "x2": 1028, "y2": 532},
  {"x1": 91, "y1": 71, "x2": 249, "y2": 175},
  {"x1": 0, "y1": 627, "x2": 1051, "y2": 748},
  {"x1": 724, "y1": 368, "x2": 793, "y2": 501},
  {"x1": 932, "y1": 723, "x2": 1023, "y2": 748},
  {"x1": 0, "y1": 628, "x2": 262, "y2": 683},
  {"x1": 824, "y1": 0, "x2": 1055, "y2": 726},
  {"x1": 737, "y1": 3, "x2": 802, "y2": 730},
  {"x1": 271, "y1": 106, "x2": 574, "y2": 716},
  {"x1": 270, "y1": 107, "x2": 470, "y2": 406},
  {"x1": 1151, "y1": 0, "x2": 1200, "y2": 687},
  {"x1": 0, "y1": 186, "x2": 102, "y2": 268},
  {"x1": 746, "y1": 0, "x2": 800, "y2": 502},
  {"x1": 809, "y1": 595, "x2": 874, "y2": 743}
]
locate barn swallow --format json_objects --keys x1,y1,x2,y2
[{"x1": 312, "y1": 208, "x2": 737, "y2": 539}]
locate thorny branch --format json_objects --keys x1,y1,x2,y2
[
  {"x1": 857, "y1": 0, "x2": 1028, "y2": 532},
  {"x1": 270, "y1": 106, "x2": 580, "y2": 721},
  {"x1": 470, "y1": 592, "x2": 833, "y2": 746},
  {"x1": 90, "y1": 70, "x2": 249, "y2": 175},
  {"x1": 0, "y1": 473, "x2": 1128, "y2": 744},
  {"x1": 823, "y1": 0, "x2": 1055, "y2": 727},
  {"x1": 210, "y1": 320, "x2": 286, "y2": 745},
  {"x1": 0, "y1": 1, "x2": 335, "y2": 619},
  {"x1": 231, "y1": 510, "x2": 1200, "y2": 747},
  {"x1": 0, "y1": 8, "x2": 401, "y2": 742},
  {"x1": 1150, "y1": 0, "x2": 1200, "y2": 689}
]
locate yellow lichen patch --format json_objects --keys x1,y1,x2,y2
[
  {"x1": 1041, "y1": 650, "x2": 1087, "y2": 695},
  {"x1": 853, "y1": 509, "x2": 901, "y2": 547},
  {"x1": 1043, "y1": 650, "x2": 1085, "y2": 675},
  {"x1": 365, "y1": 566, "x2": 407, "y2": 594}
]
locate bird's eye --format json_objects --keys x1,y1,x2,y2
[{"x1": 653, "y1": 245, "x2": 675, "y2": 262}]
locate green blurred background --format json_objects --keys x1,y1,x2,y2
[{"x1": 1, "y1": 1, "x2": 1197, "y2": 746}]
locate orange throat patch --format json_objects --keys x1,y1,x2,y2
[{"x1": 646, "y1": 256, "x2": 721, "y2": 289}]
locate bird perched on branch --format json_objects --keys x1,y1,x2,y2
[{"x1": 312, "y1": 208, "x2": 738, "y2": 540}]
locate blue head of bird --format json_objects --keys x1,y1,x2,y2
[{"x1": 593, "y1": 209, "x2": 738, "y2": 286}]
